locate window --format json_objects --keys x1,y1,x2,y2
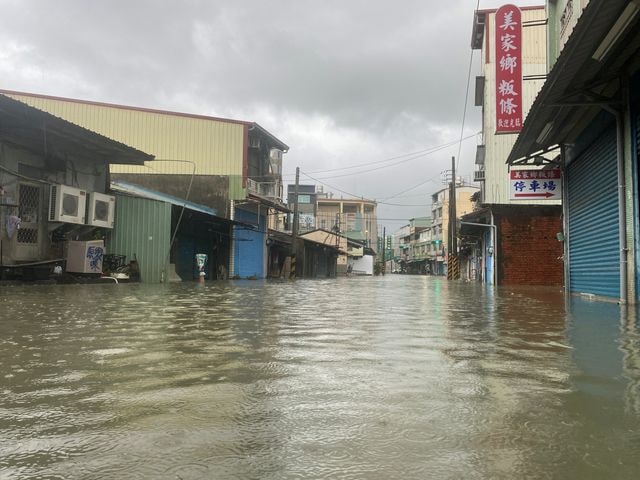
[{"x1": 298, "y1": 194, "x2": 311, "y2": 204}]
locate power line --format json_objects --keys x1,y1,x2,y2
[
  {"x1": 378, "y1": 172, "x2": 443, "y2": 202},
  {"x1": 300, "y1": 170, "x2": 367, "y2": 200},
  {"x1": 377, "y1": 202, "x2": 431, "y2": 207},
  {"x1": 457, "y1": 0, "x2": 480, "y2": 171},
  {"x1": 302, "y1": 171, "x2": 432, "y2": 207},
  {"x1": 296, "y1": 135, "x2": 475, "y2": 181},
  {"x1": 284, "y1": 135, "x2": 475, "y2": 179}
]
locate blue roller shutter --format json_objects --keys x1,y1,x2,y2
[
  {"x1": 233, "y1": 208, "x2": 266, "y2": 278},
  {"x1": 567, "y1": 126, "x2": 619, "y2": 298}
]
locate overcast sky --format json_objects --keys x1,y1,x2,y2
[{"x1": 0, "y1": 0, "x2": 542, "y2": 231}]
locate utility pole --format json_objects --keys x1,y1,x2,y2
[
  {"x1": 447, "y1": 156, "x2": 459, "y2": 280},
  {"x1": 290, "y1": 166, "x2": 300, "y2": 279},
  {"x1": 382, "y1": 226, "x2": 386, "y2": 275}
]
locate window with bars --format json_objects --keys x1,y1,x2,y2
[{"x1": 17, "y1": 184, "x2": 40, "y2": 245}]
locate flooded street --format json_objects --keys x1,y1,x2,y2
[{"x1": 1, "y1": 275, "x2": 640, "y2": 479}]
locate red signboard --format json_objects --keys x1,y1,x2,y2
[{"x1": 495, "y1": 4, "x2": 523, "y2": 134}]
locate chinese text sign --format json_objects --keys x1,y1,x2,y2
[
  {"x1": 495, "y1": 4, "x2": 522, "y2": 134},
  {"x1": 510, "y1": 169, "x2": 562, "y2": 200}
]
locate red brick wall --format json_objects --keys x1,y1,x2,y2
[{"x1": 497, "y1": 212, "x2": 564, "y2": 286}]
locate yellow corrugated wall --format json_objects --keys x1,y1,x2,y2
[{"x1": 6, "y1": 94, "x2": 245, "y2": 177}]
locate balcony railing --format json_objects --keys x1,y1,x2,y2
[{"x1": 247, "y1": 178, "x2": 281, "y2": 199}]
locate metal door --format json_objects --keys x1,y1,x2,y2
[
  {"x1": 14, "y1": 183, "x2": 43, "y2": 261},
  {"x1": 567, "y1": 127, "x2": 619, "y2": 297}
]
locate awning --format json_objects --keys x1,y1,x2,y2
[
  {"x1": 0, "y1": 94, "x2": 154, "y2": 166},
  {"x1": 507, "y1": 0, "x2": 640, "y2": 165},
  {"x1": 111, "y1": 180, "x2": 217, "y2": 216},
  {"x1": 247, "y1": 193, "x2": 291, "y2": 213}
]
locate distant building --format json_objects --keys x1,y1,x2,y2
[
  {"x1": 286, "y1": 184, "x2": 325, "y2": 233},
  {"x1": 431, "y1": 184, "x2": 479, "y2": 276},
  {"x1": 316, "y1": 197, "x2": 378, "y2": 252}
]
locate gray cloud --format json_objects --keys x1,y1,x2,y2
[{"x1": 0, "y1": 0, "x2": 541, "y2": 229}]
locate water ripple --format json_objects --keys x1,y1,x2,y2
[{"x1": 1, "y1": 277, "x2": 639, "y2": 478}]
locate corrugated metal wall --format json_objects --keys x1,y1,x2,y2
[
  {"x1": 6, "y1": 94, "x2": 245, "y2": 178},
  {"x1": 107, "y1": 195, "x2": 171, "y2": 283},
  {"x1": 567, "y1": 127, "x2": 619, "y2": 297},
  {"x1": 634, "y1": 98, "x2": 640, "y2": 302},
  {"x1": 233, "y1": 208, "x2": 266, "y2": 278},
  {"x1": 482, "y1": 8, "x2": 560, "y2": 206}
]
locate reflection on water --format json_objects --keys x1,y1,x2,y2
[{"x1": 1, "y1": 276, "x2": 639, "y2": 479}]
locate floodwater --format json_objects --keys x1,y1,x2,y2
[{"x1": 1, "y1": 276, "x2": 639, "y2": 479}]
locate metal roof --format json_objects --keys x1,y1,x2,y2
[
  {"x1": 0, "y1": 89, "x2": 288, "y2": 152},
  {"x1": 0, "y1": 94, "x2": 154, "y2": 165},
  {"x1": 110, "y1": 180, "x2": 218, "y2": 216},
  {"x1": 507, "y1": 0, "x2": 640, "y2": 164}
]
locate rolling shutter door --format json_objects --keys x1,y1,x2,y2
[
  {"x1": 233, "y1": 208, "x2": 265, "y2": 278},
  {"x1": 567, "y1": 127, "x2": 619, "y2": 297}
]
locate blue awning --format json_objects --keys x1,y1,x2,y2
[{"x1": 110, "y1": 180, "x2": 217, "y2": 216}]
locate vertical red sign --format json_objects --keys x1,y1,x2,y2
[{"x1": 495, "y1": 4, "x2": 522, "y2": 134}]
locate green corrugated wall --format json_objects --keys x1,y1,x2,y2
[{"x1": 107, "y1": 195, "x2": 171, "y2": 283}]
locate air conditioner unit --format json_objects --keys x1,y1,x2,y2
[
  {"x1": 249, "y1": 136, "x2": 261, "y2": 149},
  {"x1": 270, "y1": 148, "x2": 283, "y2": 162},
  {"x1": 87, "y1": 192, "x2": 115, "y2": 228},
  {"x1": 49, "y1": 184, "x2": 87, "y2": 224},
  {"x1": 270, "y1": 148, "x2": 283, "y2": 175}
]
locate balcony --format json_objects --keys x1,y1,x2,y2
[{"x1": 247, "y1": 178, "x2": 281, "y2": 199}]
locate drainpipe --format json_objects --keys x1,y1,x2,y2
[
  {"x1": 561, "y1": 144, "x2": 570, "y2": 297},
  {"x1": 616, "y1": 106, "x2": 628, "y2": 305},
  {"x1": 229, "y1": 199, "x2": 235, "y2": 278},
  {"x1": 602, "y1": 79, "x2": 629, "y2": 305},
  {"x1": 490, "y1": 213, "x2": 497, "y2": 287}
]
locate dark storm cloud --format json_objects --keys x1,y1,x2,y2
[{"x1": 0, "y1": 0, "x2": 541, "y2": 228}]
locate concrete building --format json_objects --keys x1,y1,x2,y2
[
  {"x1": 431, "y1": 184, "x2": 479, "y2": 276},
  {"x1": 316, "y1": 196, "x2": 378, "y2": 254},
  {"x1": 462, "y1": 5, "x2": 564, "y2": 286},
  {"x1": 286, "y1": 184, "x2": 325, "y2": 233}
]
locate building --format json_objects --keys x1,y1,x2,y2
[
  {"x1": 398, "y1": 217, "x2": 433, "y2": 274},
  {"x1": 463, "y1": 4, "x2": 564, "y2": 286},
  {"x1": 391, "y1": 224, "x2": 411, "y2": 273},
  {"x1": 0, "y1": 94, "x2": 153, "y2": 280},
  {"x1": 506, "y1": 0, "x2": 640, "y2": 303},
  {"x1": 286, "y1": 184, "x2": 325, "y2": 233},
  {"x1": 431, "y1": 184, "x2": 479, "y2": 276},
  {"x1": 1, "y1": 90, "x2": 289, "y2": 280},
  {"x1": 315, "y1": 196, "x2": 378, "y2": 267}
]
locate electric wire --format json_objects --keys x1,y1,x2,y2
[
  {"x1": 283, "y1": 135, "x2": 474, "y2": 179},
  {"x1": 456, "y1": 0, "x2": 481, "y2": 171}
]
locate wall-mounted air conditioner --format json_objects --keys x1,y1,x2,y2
[
  {"x1": 249, "y1": 136, "x2": 261, "y2": 149},
  {"x1": 86, "y1": 192, "x2": 115, "y2": 228},
  {"x1": 270, "y1": 148, "x2": 283, "y2": 175},
  {"x1": 270, "y1": 148, "x2": 283, "y2": 162},
  {"x1": 49, "y1": 184, "x2": 87, "y2": 224}
]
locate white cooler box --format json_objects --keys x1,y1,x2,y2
[{"x1": 66, "y1": 240, "x2": 104, "y2": 274}]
